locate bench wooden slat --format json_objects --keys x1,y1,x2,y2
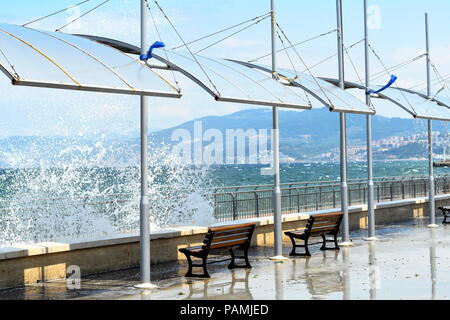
[
  {"x1": 312, "y1": 221, "x2": 339, "y2": 227},
  {"x1": 211, "y1": 228, "x2": 254, "y2": 238},
  {"x1": 211, "y1": 232, "x2": 251, "y2": 243},
  {"x1": 209, "y1": 238, "x2": 248, "y2": 250},
  {"x1": 210, "y1": 223, "x2": 256, "y2": 233},
  {"x1": 312, "y1": 212, "x2": 342, "y2": 218}
]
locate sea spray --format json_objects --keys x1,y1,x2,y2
[{"x1": 0, "y1": 137, "x2": 214, "y2": 247}]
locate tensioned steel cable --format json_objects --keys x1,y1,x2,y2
[
  {"x1": 409, "y1": 75, "x2": 450, "y2": 91},
  {"x1": 144, "y1": 0, "x2": 180, "y2": 91},
  {"x1": 276, "y1": 23, "x2": 334, "y2": 108},
  {"x1": 152, "y1": 0, "x2": 221, "y2": 96},
  {"x1": 0, "y1": 47, "x2": 19, "y2": 78},
  {"x1": 172, "y1": 12, "x2": 271, "y2": 50},
  {"x1": 343, "y1": 44, "x2": 363, "y2": 86},
  {"x1": 299, "y1": 39, "x2": 364, "y2": 74},
  {"x1": 195, "y1": 14, "x2": 270, "y2": 54},
  {"x1": 369, "y1": 54, "x2": 426, "y2": 82},
  {"x1": 368, "y1": 43, "x2": 417, "y2": 115},
  {"x1": 22, "y1": 0, "x2": 91, "y2": 27},
  {"x1": 429, "y1": 60, "x2": 450, "y2": 102},
  {"x1": 275, "y1": 29, "x2": 312, "y2": 106},
  {"x1": 249, "y1": 29, "x2": 337, "y2": 63},
  {"x1": 55, "y1": 0, "x2": 111, "y2": 32}
]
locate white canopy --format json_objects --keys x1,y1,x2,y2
[
  {"x1": 322, "y1": 78, "x2": 450, "y2": 122},
  {"x1": 0, "y1": 23, "x2": 181, "y2": 98},
  {"x1": 231, "y1": 61, "x2": 375, "y2": 115},
  {"x1": 152, "y1": 49, "x2": 312, "y2": 109}
]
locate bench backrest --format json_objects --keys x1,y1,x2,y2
[
  {"x1": 306, "y1": 213, "x2": 343, "y2": 236},
  {"x1": 203, "y1": 223, "x2": 256, "y2": 250}
]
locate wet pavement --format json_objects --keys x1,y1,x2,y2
[{"x1": 1, "y1": 218, "x2": 450, "y2": 300}]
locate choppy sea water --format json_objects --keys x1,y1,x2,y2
[
  {"x1": 0, "y1": 159, "x2": 447, "y2": 247},
  {"x1": 209, "y1": 160, "x2": 449, "y2": 187}
]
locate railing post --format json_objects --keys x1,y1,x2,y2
[
  {"x1": 254, "y1": 191, "x2": 260, "y2": 218},
  {"x1": 363, "y1": 182, "x2": 366, "y2": 203},
  {"x1": 314, "y1": 187, "x2": 320, "y2": 211},
  {"x1": 304, "y1": 187, "x2": 308, "y2": 211},
  {"x1": 333, "y1": 189, "x2": 337, "y2": 208},
  {"x1": 231, "y1": 193, "x2": 237, "y2": 220},
  {"x1": 390, "y1": 183, "x2": 394, "y2": 201},
  {"x1": 289, "y1": 185, "x2": 293, "y2": 213},
  {"x1": 402, "y1": 182, "x2": 405, "y2": 199}
]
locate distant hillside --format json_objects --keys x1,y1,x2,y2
[
  {"x1": 0, "y1": 108, "x2": 446, "y2": 166},
  {"x1": 150, "y1": 108, "x2": 443, "y2": 160}
]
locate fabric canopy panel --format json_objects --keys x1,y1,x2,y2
[
  {"x1": 152, "y1": 49, "x2": 312, "y2": 109},
  {"x1": 230, "y1": 61, "x2": 374, "y2": 115},
  {"x1": 379, "y1": 87, "x2": 450, "y2": 121},
  {"x1": 321, "y1": 78, "x2": 450, "y2": 122},
  {"x1": 420, "y1": 89, "x2": 450, "y2": 111},
  {"x1": 0, "y1": 23, "x2": 181, "y2": 98}
]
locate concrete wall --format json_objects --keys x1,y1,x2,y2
[{"x1": 1, "y1": 194, "x2": 449, "y2": 290}]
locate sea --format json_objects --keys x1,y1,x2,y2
[
  {"x1": 0, "y1": 159, "x2": 448, "y2": 246},
  {"x1": 208, "y1": 160, "x2": 448, "y2": 187}
]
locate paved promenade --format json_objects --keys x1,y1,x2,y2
[{"x1": 1, "y1": 218, "x2": 449, "y2": 300}]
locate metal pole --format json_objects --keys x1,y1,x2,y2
[
  {"x1": 136, "y1": 0, "x2": 154, "y2": 288},
  {"x1": 430, "y1": 230, "x2": 437, "y2": 300},
  {"x1": 425, "y1": 13, "x2": 438, "y2": 228},
  {"x1": 368, "y1": 241, "x2": 378, "y2": 300},
  {"x1": 337, "y1": 0, "x2": 352, "y2": 246},
  {"x1": 364, "y1": 0, "x2": 376, "y2": 240},
  {"x1": 270, "y1": 0, "x2": 285, "y2": 260}
]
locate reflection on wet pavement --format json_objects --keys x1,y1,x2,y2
[{"x1": 2, "y1": 219, "x2": 450, "y2": 300}]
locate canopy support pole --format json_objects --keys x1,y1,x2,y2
[
  {"x1": 364, "y1": 0, "x2": 376, "y2": 241},
  {"x1": 337, "y1": 0, "x2": 352, "y2": 246},
  {"x1": 136, "y1": 0, "x2": 156, "y2": 289},
  {"x1": 269, "y1": 0, "x2": 285, "y2": 261},
  {"x1": 425, "y1": 13, "x2": 438, "y2": 229}
]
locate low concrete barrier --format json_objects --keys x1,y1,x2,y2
[{"x1": 1, "y1": 194, "x2": 449, "y2": 289}]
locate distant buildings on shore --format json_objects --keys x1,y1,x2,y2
[{"x1": 314, "y1": 131, "x2": 449, "y2": 162}]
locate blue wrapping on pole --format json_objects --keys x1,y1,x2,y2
[
  {"x1": 367, "y1": 75, "x2": 398, "y2": 94},
  {"x1": 140, "y1": 41, "x2": 165, "y2": 61}
]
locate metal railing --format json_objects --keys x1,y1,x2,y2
[
  {"x1": 212, "y1": 174, "x2": 450, "y2": 222},
  {"x1": 1, "y1": 174, "x2": 450, "y2": 225}
]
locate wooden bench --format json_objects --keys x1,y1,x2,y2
[
  {"x1": 439, "y1": 207, "x2": 450, "y2": 224},
  {"x1": 179, "y1": 222, "x2": 256, "y2": 278},
  {"x1": 285, "y1": 213, "x2": 343, "y2": 257}
]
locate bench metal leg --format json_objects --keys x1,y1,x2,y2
[
  {"x1": 228, "y1": 248, "x2": 252, "y2": 269},
  {"x1": 243, "y1": 249, "x2": 252, "y2": 268},
  {"x1": 201, "y1": 256, "x2": 210, "y2": 278},
  {"x1": 320, "y1": 234, "x2": 340, "y2": 251},
  {"x1": 185, "y1": 254, "x2": 194, "y2": 277},
  {"x1": 288, "y1": 235, "x2": 311, "y2": 257},
  {"x1": 228, "y1": 249, "x2": 236, "y2": 269},
  {"x1": 181, "y1": 252, "x2": 211, "y2": 278},
  {"x1": 443, "y1": 213, "x2": 449, "y2": 224}
]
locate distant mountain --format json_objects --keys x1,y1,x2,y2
[
  {"x1": 150, "y1": 108, "x2": 444, "y2": 160},
  {"x1": 0, "y1": 108, "x2": 446, "y2": 167}
]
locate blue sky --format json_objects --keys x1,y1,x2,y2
[{"x1": 1, "y1": 0, "x2": 450, "y2": 137}]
